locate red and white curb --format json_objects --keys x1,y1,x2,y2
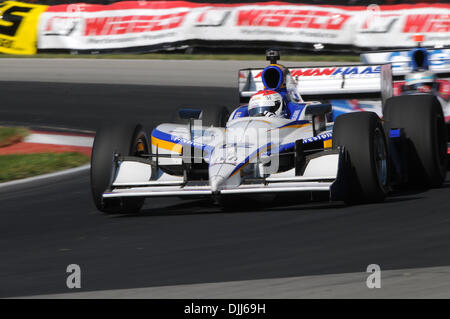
[
  {"x1": 0, "y1": 130, "x2": 94, "y2": 156},
  {"x1": 0, "y1": 130, "x2": 94, "y2": 187}
]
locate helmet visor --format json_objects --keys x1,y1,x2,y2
[
  {"x1": 248, "y1": 106, "x2": 275, "y2": 117},
  {"x1": 248, "y1": 100, "x2": 280, "y2": 117}
]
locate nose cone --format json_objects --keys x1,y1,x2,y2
[
  {"x1": 210, "y1": 175, "x2": 225, "y2": 193},
  {"x1": 208, "y1": 163, "x2": 238, "y2": 193}
]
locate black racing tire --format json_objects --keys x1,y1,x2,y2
[
  {"x1": 90, "y1": 122, "x2": 150, "y2": 214},
  {"x1": 201, "y1": 106, "x2": 230, "y2": 127},
  {"x1": 383, "y1": 94, "x2": 447, "y2": 188},
  {"x1": 173, "y1": 106, "x2": 230, "y2": 127},
  {"x1": 333, "y1": 111, "x2": 389, "y2": 204}
]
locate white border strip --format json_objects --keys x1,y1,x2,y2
[
  {"x1": 0, "y1": 164, "x2": 90, "y2": 189},
  {"x1": 24, "y1": 133, "x2": 94, "y2": 147}
]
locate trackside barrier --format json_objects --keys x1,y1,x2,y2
[
  {"x1": 0, "y1": 1, "x2": 449, "y2": 54},
  {"x1": 0, "y1": 1, "x2": 48, "y2": 54}
]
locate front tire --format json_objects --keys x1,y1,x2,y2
[
  {"x1": 333, "y1": 112, "x2": 389, "y2": 204},
  {"x1": 90, "y1": 122, "x2": 149, "y2": 214}
]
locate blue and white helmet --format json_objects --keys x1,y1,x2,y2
[
  {"x1": 405, "y1": 70, "x2": 435, "y2": 86},
  {"x1": 248, "y1": 90, "x2": 284, "y2": 117}
]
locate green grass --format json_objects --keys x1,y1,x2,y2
[
  {"x1": 0, "y1": 53, "x2": 360, "y2": 62},
  {"x1": 0, "y1": 152, "x2": 90, "y2": 182},
  {"x1": 0, "y1": 126, "x2": 30, "y2": 147}
]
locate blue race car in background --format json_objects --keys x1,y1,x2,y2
[{"x1": 361, "y1": 35, "x2": 450, "y2": 158}]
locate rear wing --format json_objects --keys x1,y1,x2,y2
[
  {"x1": 361, "y1": 49, "x2": 450, "y2": 79},
  {"x1": 239, "y1": 64, "x2": 392, "y2": 104}
]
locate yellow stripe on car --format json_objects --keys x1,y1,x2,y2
[
  {"x1": 280, "y1": 123, "x2": 311, "y2": 129},
  {"x1": 151, "y1": 136, "x2": 182, "y2": 154},
  {"x1": 229, "y1": 144, "x2": 272, "y2": 178}
]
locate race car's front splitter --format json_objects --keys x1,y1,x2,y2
[
  {"x1": 103, "y1": 149, "x2": 345, "y2": 200},
  {"x1": 103, "y1": 180, "x2": 334, "y2": 198}
]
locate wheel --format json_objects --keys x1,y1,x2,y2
[
  {"x1": 201, "y1": 106, "x2": 230, "y2": 127},
  {"x1": 90, "y1": 122, "x2": 149, "y2": 214},
  {"x1": 383, "y1": 94, "x2": 447, "y2": 188},
  {"x1": 333, "y1": 111, "x2": 389, "y2": 204},
  {"x1": 173, "y1": 106, "x2": 230, "y2": 127}
]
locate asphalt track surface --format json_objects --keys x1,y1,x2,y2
[
  {"x1": 0, "y1": 58, "x2": 350, "y2": 87},
  {"x1": 1, "y1": 81, "x2": 450, "y2": 298}
]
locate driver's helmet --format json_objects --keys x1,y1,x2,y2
[
  {"x1": 248, "y1": 90, "x2": 284, "y2": 117},
  {"x1": 404, "y1": 70, "x2": 435, "y2": 93}
]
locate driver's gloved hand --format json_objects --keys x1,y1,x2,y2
[{"x1": 263, "y1": 111, "x2": 276, "y2": 117}]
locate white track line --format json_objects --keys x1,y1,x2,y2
[
  {"x1": 0, "y1": 164, "x2": 90, "y2": 189},
  {"x1": 24, "y1": 133, "x2": 94, "y2": 147}
]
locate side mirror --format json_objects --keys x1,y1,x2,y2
[
  {"x1": 304, "y1": 103, "x2": 332, "y2": 116},
  {"x1": 178, "y1": 108, "x2": 202, "y2": 120},
  {"x1": 304, "y1": 103, "x2": 332, "y2": 137}
]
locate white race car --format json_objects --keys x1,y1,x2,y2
[{"x1": 90, "y1": 50, "x2": 447, "y2": 214}]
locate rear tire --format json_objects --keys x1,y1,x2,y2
[
  {"x1": 173, "y1": 106, "x2": 230, "y2": 127},
  {"x1": 383, "y1": 95, "x2": 447, "y2": 188},
  {"x1": 333, "y1": 112, "x2": 389, "y2": 204},
  {"x1": 90, "y1": 122, "x2": 149, "y2": 214}
]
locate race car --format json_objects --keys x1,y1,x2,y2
[
  {"x1": 360, "y1": 35, "x2": 450, "y2": 155},
  {"x1": 90, "y1": 50, "x2": 447, "y2": 214}
]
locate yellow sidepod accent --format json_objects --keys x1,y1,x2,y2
[{"x1": 151, "y1": 136, "x2": 182, "y2": 154}]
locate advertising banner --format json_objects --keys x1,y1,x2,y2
[
  {"x1": 0, "y1": 1, "x2": 47, "y2": 54},
  {"x1": 22, "y1": 1, "x2": 450, "y2": 52}
]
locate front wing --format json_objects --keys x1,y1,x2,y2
[
  {"x1": 102, "y1": 151, "x2": 344, "y2": 200},
  {"x1": 103, "y1": 180, "x2": 334, "y2": 198}
]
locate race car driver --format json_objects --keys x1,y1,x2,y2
[
  {"x1": 399, "y1": 46, "x2": 437, "y2": 94},
  {"x1": 403, "y1": 70, "x2": 436, "y2": 94},
  {"x1": 396, "y1": 38, "x2": 447, "y2": 100},
  {"x1": 247, "y1": 90, "x2": 286, "y2": 118}
]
